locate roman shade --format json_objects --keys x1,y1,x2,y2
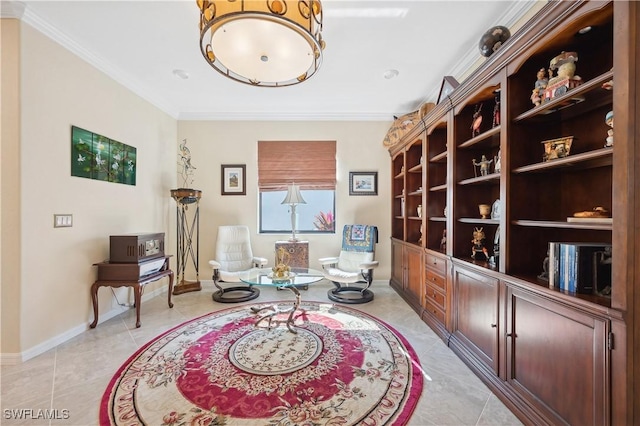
[{"x1": 258, "y1": 140, "x2": 336, "y2": 190}]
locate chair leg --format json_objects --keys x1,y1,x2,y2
[{"x1": 211, "y1": 275, "x2": 260, "y2": 303}]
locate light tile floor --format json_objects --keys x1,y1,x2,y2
[{"x1": 1, "y1": 282, "x2": 523, "y2": 426}]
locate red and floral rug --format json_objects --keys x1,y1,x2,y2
[{"x1": 100, "y1": 302, "x2": 423, "y2": 425}]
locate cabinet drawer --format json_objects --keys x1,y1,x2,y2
[
  {"x1": 425, "y1": 253, "x2": 446, "y2": 275},
  {"x1": 425, "y1": 284, "x2": 446, "y2": 310},
  {"x1": 425, "y1": 268, "x2": 446, "y2": 291},
  {"x1": 424, "y1": 299, "x2": 446, "y2": 324}
]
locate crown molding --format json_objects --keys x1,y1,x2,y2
[{"x1": 177, "y1": 110, "x2": 393, "y2": 122}]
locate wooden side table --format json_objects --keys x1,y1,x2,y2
[{"x1": 90, "y1": 256, "x2": 174, "y2": 328}]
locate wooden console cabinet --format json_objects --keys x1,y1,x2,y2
[
  {"x1": 90, "y1": 256, "x2": 174, "y2": 328},
  {"x1": 388, "y1": 1, "x2": 639, "y2": 423}
]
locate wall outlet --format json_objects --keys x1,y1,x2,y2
[{"x1": 54, "y1": 214, "x2": 73, "y2": 228}]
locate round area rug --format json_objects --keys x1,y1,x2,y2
[{"x1": 100, "y1": 301, "x2": 423, "y2": 425}]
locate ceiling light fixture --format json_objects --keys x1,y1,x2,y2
[{"x1": 197, "y1": 0, "x2": 325, "y2": 87}]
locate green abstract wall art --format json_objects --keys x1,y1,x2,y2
[{"x1": 71, "y1": 126, "x2": 136, "y2": 185}]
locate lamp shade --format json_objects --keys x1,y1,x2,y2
[{"x1": 281, "y1": 183, "x2": 306, "y2": 205}]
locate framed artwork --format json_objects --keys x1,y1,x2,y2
[
  {"x1": 221, "y1": 164, "x2": 246, "y2": 195},
  {"x1": 437, "y1": 76, "x2": 460, "y2": 104},
  {"x1": 349, "y1": 171, "x2": 378, "y2": 196},
  {"x1": 71, "y1": 126, "x2": 136, "y2": 185}
]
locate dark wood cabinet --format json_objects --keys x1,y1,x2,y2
[
  {"x1": 450, "y1": 262, "x2": 500, "y2": 375},
  {"x1": 422, "y1": 251, "x2": 449, "y2": 337},
  {"x1": 390, "y1": 239, "x2": 423, "y2": 311},
  {"x1": 388, "y1": 1, "x2": 639, "y2": 423},
  {"x1": 504, "y1": 282, "x2": 609, "y2": 425}
]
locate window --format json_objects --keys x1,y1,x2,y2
[{"x1": 258, "y1": 141, "x2": 336, "y2": 234}]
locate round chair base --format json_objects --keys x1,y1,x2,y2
[
  {"x1": 327, "y1": 287, "x2": 374, "y2": 304},
  {"x1": 212, "y1": 286, "x2": 260, "y2": 303}
]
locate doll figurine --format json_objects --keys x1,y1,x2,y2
[{"x1": 530, "y1": 68, "x2": 548, "y2": 106}]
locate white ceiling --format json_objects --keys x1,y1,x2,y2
[{"x1": 5, "y1": 0, "x2": 540, "y2": 121}]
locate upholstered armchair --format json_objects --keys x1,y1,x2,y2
[
  {"x1": 319, "y1": 224, "x2": 379, "y2": 304},
  {"x1": 209, "y1": 225, "x2": 268, "y2": 303}
]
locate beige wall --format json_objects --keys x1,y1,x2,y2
[
  {"x1": 178, "y1": 120, "x2": 392, "y2": 281},
  {"x1": 1, "y1": 19, "x2": 22, "y2": 357},
  {"x1": 4, "y1": 22, "x2": 178, "y2": 358}
]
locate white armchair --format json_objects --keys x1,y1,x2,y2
[
  {"x1": 209, "y1": 225, "x2": 268, "y2": 303},
  {"x1": 319, "y1": 225, "x2": 379, "y2": 304}
]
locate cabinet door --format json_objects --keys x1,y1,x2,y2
[
  {"x1": 390, "y1": 239, "x2": 404, "y2": 289},
  {"x1": 452, "y1": 264, "x2": 499, "y2": 374},
  {"x1": 505, "y1": 285, "x2": 609, "y2": 425},
  {"x1": 405, "y1": 245, "x2": 423, "y2": 305}
]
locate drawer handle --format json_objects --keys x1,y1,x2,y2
[{"x1": 491, "y1": 323, "x2": 497, "y2": 328}]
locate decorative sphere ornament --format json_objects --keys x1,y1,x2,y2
[{"x1": 479, "y1": 26, "x2": 511, "y2": 57}]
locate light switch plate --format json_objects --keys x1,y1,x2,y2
[{"x1": 54, "y1": 214, "x2": 73, "y2": 228}]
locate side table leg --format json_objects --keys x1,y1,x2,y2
[
  {"x1": 90, "y1": 282, "x2": 100, "y2": 328},
  {"x1": 167, "y1": 271, "x2": 174, "y2": 308},
  {"x1": 134, "y1": 284, "x2": 142, "y2": 328}
]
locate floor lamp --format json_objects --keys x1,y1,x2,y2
[{"x1": 282, "y1": 183, "x2": 306, "y2": 242}]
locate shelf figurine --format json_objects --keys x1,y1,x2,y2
[
  {"x1": 492, "y1": 93, "x2": 500, "y2": 127},
  {"x1": 538, "y1": 249, "x2": 549, "y2": 281},
  {"x1": 544, "y1": 51, "x2": 582, "y2": 101},
  {"x1": 471, "y1": 227, "x2": 489, "y2": 261},
  {"x1": 471, "y1": 103, "x2": 483, "y2": 137},
  {"x1": 530, "y1": 68, "x2": 548, "y2": 106},
  {"x1": 473, "y1": 155, "x2": 493, "y2": 177},
  {"x1": 605, "y1": 110, "x2": 613, "y2": 147},
  {"x1": 440, "y1": 229, "x2": 446, "y2": 252},
  {"x1": 494, "y1": 150, "x2": 501, "y2": 173}
]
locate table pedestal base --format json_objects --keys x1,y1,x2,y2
[{"x1": 251, "y1": 286, "x2": 302, "y2": 333}]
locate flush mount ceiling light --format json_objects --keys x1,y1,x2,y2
[{"x1": 197, "y1": 0, "x2": 325, "y2": 87}]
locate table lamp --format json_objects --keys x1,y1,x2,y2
[{"x1": 282, "y1": 183, "x2": 306, "y2": 242}]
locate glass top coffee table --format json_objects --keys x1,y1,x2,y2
[{"x1": 239, "y1": 267, "x2": 324, "y2": 333}]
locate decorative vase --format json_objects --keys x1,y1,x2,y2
[
  {"x1": 478, "y1": 26, "x2": 511, "y2": 57},
  {"x1": 417, "y1": 205, "x2": 422, "y2": 218},
  {"x1": 479, "y1": 204, "x2": 491, "y2": 219}
]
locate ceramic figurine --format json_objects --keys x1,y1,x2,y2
[
  {"x1": 538, "y1": 249, "x2": 550, "y2": 280},
  {"x1": 440, "y1": 229, "x2": 447, "y2": 252},
  {"x1": 492, "y1": 94, "x2": 500, "y2": 127},
  {"x1": 544, "y1": 51, "x2": 582, "y2": 100},
  {"x1": 494, "y1": 150, "x2": 501, "y2": 173},
  {"x1": 605, "y1": 110, "x2": 613, "y2": 147},
  {"x1": 471, "y1": 227, "x2": 489, "y2": 260},
  {"x1": 530, "y1": 68, "x2": 548, "y2": 106},
  {"x1": 473, "y1": 155, "x2": 493, "y2": 177},
  {"x1": 471, "y1": 103, "x2": 483, "y2": 137}
]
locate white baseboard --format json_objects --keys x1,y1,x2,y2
[{"x1": 0, "y1": 285, "x2": 170, "y2": 365}]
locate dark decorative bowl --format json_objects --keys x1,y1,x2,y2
[{"x1": 478, "y1": 26, "x2": 511, "y2": 57}]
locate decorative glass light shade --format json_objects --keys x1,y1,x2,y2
[{"x1": 197, "y1": 0, "x2": 325, "y2": 87}]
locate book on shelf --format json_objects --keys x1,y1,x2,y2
[{"x1": 548, "y1": 242, "x2": 612, "y2": 294}]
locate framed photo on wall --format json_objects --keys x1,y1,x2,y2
[
  {"x1": 221, "y1": 164, "x2": 246, "y2": 195},
  {"x1": 349, "y1": 171, "x2": 378, "y2": 196}
]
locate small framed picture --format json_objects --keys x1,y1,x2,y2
[
  {"x1": 349, "y1": 171, "x2": 378, "y2": 196},
  {"x1": 221, "y1": 164, "x2": 246, "y2": 195}
]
